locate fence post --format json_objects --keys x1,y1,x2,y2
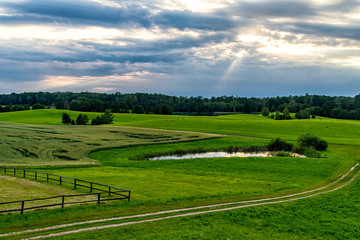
[
  {"x1": 23, "y1": 170, "x2": 26, "y2": 178},
  {"x1": 35, "y1": 172, "x2": 37, "y2": 180},
  {"x1": 90, "y1": 182, "x2": 93, "y2": 192},
  {"x1": 47, "y1": 174, "x2": 49, "y2": 182},
  {"x1": 60, "y1": 177, "x2": 62, "y2": 185},
  {"x1": 4, "y1": 167, "x2": 6, "y2": 174},
  {"x1": 21, "y1": 201, "x2": 25, "y2": 215},
  {"x1": 14, "y1": 168, "x2": 16, "y2": 175},
  {"x1": 109, "y1": 187, "x2": 111, "y2": 196},
  {"x1": 74, "y1": 179, "x2": 77, "y2": 189},
  {"x1": 128, "y1": 191, "x2": 131, "y2": 202},
  {"x1": 97, "y1": 193, "x2": 101, "y2": 205},
  {"x1": 62, "y1": 196, "x2": 65, "y2": 208}
]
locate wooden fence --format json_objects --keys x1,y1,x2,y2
[{"x1": 0, "y1": 166, "x2": 131, "y2": 215}]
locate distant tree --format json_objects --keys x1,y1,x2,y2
[
  {"x1": 102, "y1": 109, "x2": 114, "y2": 124},
  {"x1": 330, "y1": 108, "x2": 342, "y2": 119},
  {"x1": 111, "y1": 101, "x2": 129, "y2": 113},
  {"x1": 32, "y1": 103, "x2": 45, "y2": 110},
  {"x1": 275, "y1": 111, "x2": 283, "y2": 120},
  {"x1": 26, "y1": 96, "x2": 34, "y2": 105},
  {"x1": 160, "y1": 104, "x2": 173, "y2": 115},
  {"x1": 282, "y1": 107, "x2": 290, "y2": 116},
  {"x1": 133, "y1": 104, "x2": 144, "y2": 114},
  {"x1": 71, "y1": 119, "x2": 75, "y2": 125},
  {"x1": 339, "y1": 109, "x2": 349, "y2": 119},
  {"x1": 354, "y1": 108, "x2": 360, "y2": 120},
  {"x1": 296, "y1": 108, "x2": 311, "y2": 119},
  {"x1": 69, "y1": 100, "x2": 81, "y2": 111},
  {"x1": 55, "y1": 100, "x2": 65, "y2": 109},
  {"x1": 310, "y1": 106, "x2": 322, "y2": 116},
  {"x1": 323, "y1": 100, "x2": 337, "y2": 117},
  {"x1": 24, "y1": 104, "x2": 30, "y2": 110},
  {"x1": 154, "y1": 105, "x2": 161, "y2": 114},
  {"x1": 11, "y1": 105, "x2": 25, "y2": 111},
  {"x1": 261, "y1": 107, "x2": 270, "y2": 117},
  {"x1": 62, "y1": 113, "x2": 71, "y2": 124},
  {"x1": 145, "y1": 106, "x2": 153, "y2": 114},
  {"x1": 91, "y1": 110, "x2": 115, "y2": 125},
  {"x1": 76, "y1": 114, "x2": 89, "y2": 125}
]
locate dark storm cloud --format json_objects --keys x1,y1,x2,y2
[
  {"x1": 3, "y1": 0, "x2": 153, "y2": 28},
  {"x1": 2, "y1": 0, "x2": 235, "y2": 31},
  {"x1": 324, "y1": 0, "x2": 360, "y2": 12},
  {"x1": 229, "y1": 0, "x2": 317, "y2": 18},
  {"x1": 278, "y1": 22, "x2": 360, "y2": 41},
  {"x1": 154, "y1": 10, "x2": 235, "y2": 31}
]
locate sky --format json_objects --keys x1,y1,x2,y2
[{"x1": 0, "y1": 0, "x2": 359, "y2": 97}]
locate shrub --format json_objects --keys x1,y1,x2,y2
[
  {"x1": 304, "y1": 146, "x2": 321, "y2": 158},
  {"x1": 268, "y1": 138, "x2": 293, "y2": 151},
  {"x1": 284, "y1": 114, "x2": 292, "y2": 120},
  {"x1": 32, "y1": 103, "x2": 45, "y2": 110},
  {"x1": 298, "y1": 133, "x2": 328, "y2": 151}
]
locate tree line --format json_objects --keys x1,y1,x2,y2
[{"x1": 1, "y1": 92, "x2": 360, "y2": 120}]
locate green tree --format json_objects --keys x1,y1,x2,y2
[
  {"x1": 69, "y1": 100, "x2": 81, "y2": 111},
  {"x1": 76, "y1": 114, "x2": 89, "y2": 125},
  {"x1": 282, "y1": 107, "x2": 290, "y2": 116},
  {"x1": 91, "y1": 110, "x2": 115, "y2": 125},
  {"x1": 160, "y1": 104, "x2": 173, "y2": 115},
  {"x1": 61, "y1": 113, "x2": 71, "y2": 124},
  {"x1": 111, "y1": 101, "x2": 129, "y2": 113},
  {"x1": 261, "y1": 107, "x2": 270, "y2": 117},
  {"x1": 102, "y1": 109, "x2": 114, "y2": 124},
  {"x1": 133, "y1": 105, "x2": 144, "y2": 114}
]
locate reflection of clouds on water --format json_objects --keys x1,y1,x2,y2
[{"x1": 150, "y1": 151, "x2": 305, "y2": 160}]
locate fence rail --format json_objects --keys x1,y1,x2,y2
[{"x1": 0, "y1": 166, "x2": 131, "y2": 215}]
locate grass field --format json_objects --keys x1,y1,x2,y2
[
  {"x1": 0, "y1": 109, "x2": 359, "y2": 239},
  {"x1": 0, "y1": 121, "x2": 213, "y2": 167},
  {"x1": 0, "y1": 109, "x2": 359, "y2": 145}
]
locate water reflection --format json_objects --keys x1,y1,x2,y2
[{"x1": 149, "y1": 151, "x2": 304, "y2": 160}]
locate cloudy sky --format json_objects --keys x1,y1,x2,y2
[{"x1": 0, "y1": 0, "x2": 359, "y2": 97}]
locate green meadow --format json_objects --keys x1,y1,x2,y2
[
  {"x1": 1, "y1": 109, "x2": 359, "y2": 145},
  {"x1": 0, "y1": 109, "x2": 359, "y2": 239}
]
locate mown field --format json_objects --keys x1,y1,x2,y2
[
  {"x1": 0, "y1": 121, "x2": 212, "y2": 167},
  {"x1": 0, "y1": 109, "x2": 359, "y2": 239}
]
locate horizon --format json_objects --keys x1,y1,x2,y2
[
  {"x1": 0, "y1": 91, "x2": 358, "y2": 99},
  {"x1": 0, "y1": 0, "x2": 359, "y2": 96}
]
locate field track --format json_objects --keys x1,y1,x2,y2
[{"x1": 2, "y1": 163, "x2": 359, "y2": 240}]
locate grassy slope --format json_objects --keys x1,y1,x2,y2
[
  {"x1": 0, "y1": 109, "x2": 359, "y2": 145},
  {"x1": 52, "y1": 177, "x2": 360, "y2": 240},
  {"x1": 0, "y1": 110, "x2": 359, "y2": 238}
]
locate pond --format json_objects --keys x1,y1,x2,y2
[{"x1": 149, "y1": 151, "x2": 305, "y2": 160}]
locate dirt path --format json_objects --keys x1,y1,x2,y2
[{"x1": 1, "y1": 163, "x2": 358, "y2": 240}]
